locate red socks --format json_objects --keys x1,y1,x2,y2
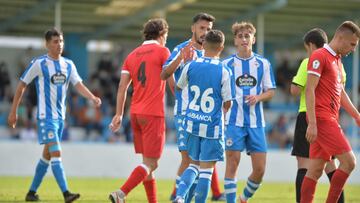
[
  {"x1": 326, "y1": 169, "x2": 349, "y2": 203},
  {"x1": 121, "y1": 164, "x2": 149, "y2": 195},
  {"x1": 300, "y1": 176, "x2": 317, "y2": 203},
  {"x1": 211, "y1": 166, "x2": 222, "y2": 197},
  {"x1": 143, "y1": 178, "x2": 157, "y2": 203}
]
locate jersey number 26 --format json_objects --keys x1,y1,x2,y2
[{"x1": 189, "y1": 85, "x2": 214, "y2": 113}]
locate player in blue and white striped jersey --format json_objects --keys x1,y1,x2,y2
[
  {"x1": 222, "y1": 22, "x2": 276, "y2": 203},
  {"x1": 174, "y1": 30, "x2": 232, "y2": 203},
  {"x1": 161, "y1": 13, "x2": 226, "y2": 202},
  {"x1": 8, "y1": 28, "x2": 101, "y2": 203}
]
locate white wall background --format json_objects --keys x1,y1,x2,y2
[{"x1": 1, "y1": 141, "x2": 359, "y2": 184}]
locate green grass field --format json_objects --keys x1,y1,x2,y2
[{"x1": 0, "y1": 177, "x2": 359, "y2": 203}]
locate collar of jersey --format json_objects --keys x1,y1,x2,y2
[
  {"x1": 323, "y1": 44, "x2": 337, "y2": 57},
  {"x1": 235, "y1": 52, "x2": 255, "y2": 61},
  {"x1": 143, "y1": 40, "x2": 159, "y2": 45},
  {"x1": 46, "y1": 54, "x2": 60, "y2": 61}
]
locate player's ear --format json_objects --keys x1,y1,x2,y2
[
  {"x1": 252, "y1": 36, "x2": 256, "y2": 45},
  {"x1": 191, "y1": 24, "x2": 195, "y2": 33}
]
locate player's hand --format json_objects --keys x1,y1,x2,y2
[
  {"x1": 109, "y1": 114, "x2": 123, "y2": 132},
  {"x1": 180, "y1": 42, "x2": 194, "y2": 63},
  {"x1": 92, "y1": 97, "x2": 102, "y2": 107},
  {"x1": 245, "y1": 95, "x2": 258, "y2": 106},
  {"x1": 7, "y1": 112, "x2": 17, "y2": 129},
  {"x1": 306, "y1": 123, "x2": 317, "y2": 143}
]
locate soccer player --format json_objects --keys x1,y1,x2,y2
[
  {"x1": 222, "y1": 22, "x2": 276, "y2": 203},
  {"x1": 290, "y1": 28, "x2": 345, "y2": 203},
  {"x1": 108, "y1": 18, "x2": 170, "y2": 203},
  {"x1": 174, "y1": 29, "x2": 232, "y2": 203},
  {"x1": 301, "y1": 21, "x2": 360, "y2": 203},
  {"x1": 161, "y1": 13, "x2": 226, "y2": 202},
  {"x1": 8, "y1": 28, "x2": 102, "y2": 203}
]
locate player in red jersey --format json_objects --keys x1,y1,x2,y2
[
  {"x1": 301, "y1": 21, "x2": 360, "y2": 203},
  {"x1": 108, "y1": 18, "x2": 171, "y2": 203}
]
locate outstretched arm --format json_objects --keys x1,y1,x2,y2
[
  {"x1": 160, "y1": 42, "x2": 193, "y2": 80},
  {"x1": 75, "y1": 82, "x2": 102, "y2": 107},
  {"x1": 8, "y1": 81, "x2": 27, "y2": 128}
]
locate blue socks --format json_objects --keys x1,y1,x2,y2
[
  {"x1": 185, "y1": 177, "x2": 198, "y2": 203},
  {"x1": 30, "y1": 158, "x2": 50, "y2": 192},
  {"x1": 241, "y1": 178, "x2": 261, "y2": 201},
  {"x1": 51, "y1": 157, "x2": 68, "y2": 192},
  {"x1": 194, "y1": 168, "x2": 213, "y2": 203},
  {"x1": 224, "y1": 178, "x2": 237, "y2": 203},
  {"x1": 176, "y1": 164, "x2": 199, "y2": 199}
]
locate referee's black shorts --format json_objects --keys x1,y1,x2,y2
[{"x1": 291, "y1": 112, "x2": 309, "y2": 157}]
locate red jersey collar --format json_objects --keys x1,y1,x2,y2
[
  {"x1": 142, "y1": 40, "x2": 159, "y2": 45},
  {"x1": 324, "y1": 44, "x2": 337, "y2": 57}
]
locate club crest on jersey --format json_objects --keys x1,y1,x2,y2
[
  {"x1": 51, "y1": 72, "x2": 66, "y2": 85},
  {"x1": 226, "y1": 138, "x2": 233, "y2": 147},
  {"x1": 236, "y1": 74, "x2": 257, "y2": 89},
  {"x1": 312, "y1": 60, "x2": 320, "y2": 69},
  {"x1": 47, "y1": 131, "x2": 55, "y2": 139}
]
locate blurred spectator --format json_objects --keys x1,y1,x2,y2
[
  {"x1": 18, "y1": 47, "x2": 34, "y2": 75},
  {"x1": 276, "y1": 59, "x2": 294, "y2": 103},
  {"x1": 19, "y1": 120, "x2": 37, "y2": 141},
  {"x1": 79, "y1": 98, "x2": 103, "y2": 140},
  {"x1": 268, "y1": 114, "x2": 293, "y2": 148},
  {"x1": 0, "y1": 61, "x2": 11, "y2": 101}
]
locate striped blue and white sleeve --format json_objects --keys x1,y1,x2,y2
[
  {"x1": 20, "y1": 59, "x2": 40, "y2": 85},
  {"x1": 221, "y1": 67, "x2": 232, "y2": 102},
  {"x1": 262, "y1": 59, "x2": 276, "y2": 91},
  {"x1": 69, "y1": 61, "x2": 82, "y2": 85}
]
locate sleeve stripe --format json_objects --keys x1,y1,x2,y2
[
  {"x1": 291, "y1": 82, "x2": 304, "y2": 87},
  {"x1": 121, "y1": 70, "x2": 130, "y2": 74},
  {"x1": 307, "y1": 71, "x2": 321, "y2": 77}
]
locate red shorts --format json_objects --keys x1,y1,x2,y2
[
  {"x1": 131, "y1": 114, "x2": 165, "y2": 158},
  {"x1": 309, "y1": 118, "x2": 352, "y2": 161}
]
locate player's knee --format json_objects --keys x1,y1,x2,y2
[
  {"x1": 344, "y1": 159, "x2": 356, "y2": 172},
  {"x1": 226, "y1": 153, "x2": 240, "y2": 166},
  {"x1": 311, "y1": 167, "x2": 323, "y2": 179},
  {"x1": 146, "y1": 161, "x2": 158, "y2": 172},
  {"x1": 253, "y1": 165, "x2": 265, "y2": 178}
]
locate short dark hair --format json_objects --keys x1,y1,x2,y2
[
  {"x1": 44, "y1": 28, "x2": 63, "y2": 42},
  {"x1": 336, "y1": 21, "x2": 360, "y2": 38},
  {"x1": 142, "y1": 18, "x2": 168, "y2": 40},
  {"x1": 303, "y1": 28, "x2": 328, "y2": 48},
  {"x1": 192, "y1": 13, "x2": 215, "y2": 24},
  {"x1": 205, "y1": 29, "x2": 224, "y2": 47}
]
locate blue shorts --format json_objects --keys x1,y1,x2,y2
[
  {"x1": 187, "y1": 133, "x2": 224, "y2": 162},
  {"x1": 37, "y1": 119, "x2": 64, "y2": 145},
  {"x1": 175, "y1": 115, "x2": 188, "y2": 151},
  {"x1": 225, "y1": 125, "x2": 267, "y2": 153}
]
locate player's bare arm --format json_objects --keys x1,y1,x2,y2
[
  {"x1": 109, "y1": 73, "x2": 131, "y2": 132},
  {"x1": 340, "y1": 87, "x2": 360, "y2": 126},
  {"x1": 167, "y1": 76, "x2": 175, "y2": 95},
  {"x1": 8, "y1": 81, "x2": 27, "y2": 128},
  {"x1": 160, "y1": 42, "x2": 193, "y2": 80},
  {"x1": 305, "y1": 74, "x2": 320, "y2": 143},
  {"x1": 223, "y1": 100, "x2": 232, "y2": 113},
  {"x1": 290, "y1": 83, "x2": 302, "y2": 96},
  {"x1": 245, "y1": 89, "x2": 275, "y2": 106},
  {"x1": 74, "y1": 82, "x2": 102, "y2": 107}
]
